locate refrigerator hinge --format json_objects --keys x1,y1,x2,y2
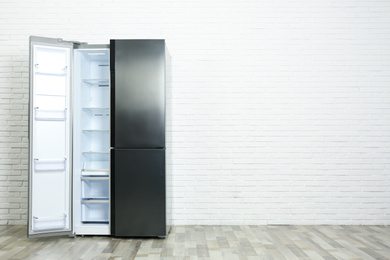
[{"x1": 57, "y1": 38, "x2": 87, "y2": 46}]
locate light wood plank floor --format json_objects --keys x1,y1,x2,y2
[{"x1": 1, "y1": 225, "x2": 389, "y2": 259}]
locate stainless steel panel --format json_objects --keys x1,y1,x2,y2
[
  {"x1": 111, "y1": 149, "x2": 166, "y2": 237},
  {"x1": 111, "y1": 40, "x2": 165, "y2": 149}
]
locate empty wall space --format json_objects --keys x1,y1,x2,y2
[{"x1": 1, "y1": 0, "x2": 390, "y2": 225}]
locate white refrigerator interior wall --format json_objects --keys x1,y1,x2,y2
[{"x1": 1, "y1": 0, "x2": 390, "y2": 225}]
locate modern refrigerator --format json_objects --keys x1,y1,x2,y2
[{"x1": 28, "y1": 36, "x2": 171, "y2": 238}]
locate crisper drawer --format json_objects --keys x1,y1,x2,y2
[
  {"x1": 81, "y1": 200, "x2": 109, "y2": 223},
  {"x1": 81, "y1": 177, "x2": 109, "y2": 199}
]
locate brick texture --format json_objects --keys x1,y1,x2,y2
[{"x1": 0, "y1": 0, "x2": 390, "y2": 225}]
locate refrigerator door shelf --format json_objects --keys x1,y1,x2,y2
[
  {"x1": 32, "y1": 213, "x2": 67, "y2": 231},
  {"x1": 33, "y1": 158, "x2": 67, "y2": 172},
  {"x1": 35, "y1": 71, "x2": 67, "y2": 77},
  {"x1": 34, "y1": 108, "x2": 67, "y2": 121},
  {"x1": 34, "y1": 65, "x2": 68, "y2": 77}
]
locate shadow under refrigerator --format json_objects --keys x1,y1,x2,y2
[{"x1": 28, "y1": 36, "x2": 171, "y2": 238}]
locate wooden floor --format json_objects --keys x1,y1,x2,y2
[{"x1": 1, "y1": 225, "x2": 389, "y2": 259}]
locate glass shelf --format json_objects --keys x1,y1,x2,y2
[
  {"x1": 81, "y1": 176, "x2": 109, "y2": 180},
  {"x1": 82, "y1": 108, "x2": 109, "y2": 118},
  {"x1": 82, "y1": 107, "x2": 109, "y2": 112},
  {"x1": 81, "y1": 198, "x2": 109, "y2": 204},
  {"x1": 82, "y1": 130, "x2": 109, "y2": 133},
  {"x1": 82, "y1": 79, "x2": 109, "y2": 86},
  {"x1": 81, "y1": 169, "x2": 109, "y2": 177}
]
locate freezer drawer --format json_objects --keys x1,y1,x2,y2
[
  {"x1": 112, "y1": 149, "x2": 166, "y2": 237},
  {"x1": 81, "y1": 200, "x2": 109, "y2": 223},
  {"x1": 81, "y1": 177, "x2": 109, "y2": 199}
]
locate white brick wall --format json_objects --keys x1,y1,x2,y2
[{"x1": 1, "y1": 0, "x2": 389, "y2": 225}]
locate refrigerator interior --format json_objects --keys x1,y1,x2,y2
[
  {"x1": 29, "y1": 44, "x2": 72, "y2": 234},
  {"x1": 73, "y1": 48, "x2": 110, "y2": 235}
]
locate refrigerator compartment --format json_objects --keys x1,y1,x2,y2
[
  {"x1": 82, "y1": 82, "x2": 110, "y2": 109},
  {"x1": 82, "y1": 131, "x2": 110, "y2": 151},
  {"x1": 34, "y1": 158, "x2": 67, "y2": 171},
  {"x1": 82, "y1": 133, "x2": 110, "y2": 153},
  {"x1": 82, "y1": 113, "x2": 110, "y2": 132},
  {"x1": 32, "y1": 213, "x2": 67, "y2": 231},
  {"x1": 81, "y1": 200, "x2": 109, "y2": 223},
  {"x1": 79, "y1": 49, "x2": 110, "y2": 79},
  {"x1": 34, "y1": 107, "x2": 67, "y2": 121},
  {"x1": 81, "y1": 177, "x2": 109, "y2": 199}
]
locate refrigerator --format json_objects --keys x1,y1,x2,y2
[{"x1": 28, "y1": 36, "x2": 171, "y2": 238}]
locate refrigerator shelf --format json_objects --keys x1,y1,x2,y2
[
  {"x1": 83, "y1": 79, "x2": 109, "y2": 86},
  {"x1": 81, "y1": 169, "x2": 109, "y2": 176},
  {"x1": 82, "y1": 130, "x2": 109, "y2": 133},
  {"x1": 82, "y1": 109, "x2": 109, "y2": 117},
  {"x1": 81, "y1": 198, "x2": 109, "y2": 204},
  {"x1": 81, "y1": 221, "x2": 109, "y2": 224},
  {"x1": 81, "y1": 176, "x2": 109, "y2": 181},
  {"x1": 82, "y1": 107, "x2": 109, "y2": 114},
  {"x1": 82, "y1": 197, "x2": 109, "y2": 201}
]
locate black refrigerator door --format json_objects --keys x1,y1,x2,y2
[
  {"x1": 111, "y1": 149, "x2": 166, "y2": 237},
  {"x1": 110, "y1": 40, "x2": 165, "y2": 149}
]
